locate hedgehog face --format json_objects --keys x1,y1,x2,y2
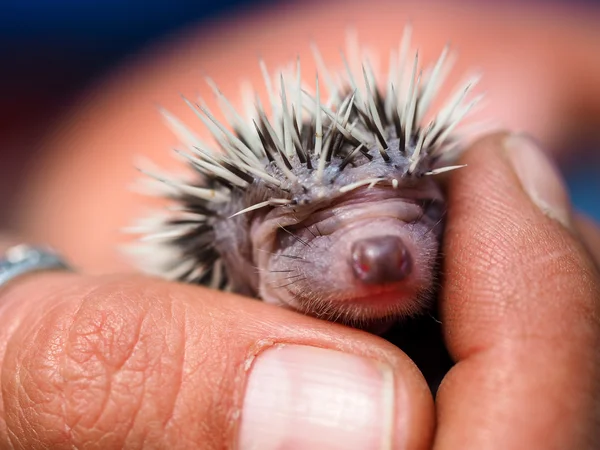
[
  {"x1": 129, "y1": 30, "x2": 482, "y2": 330},
  {"x1": 251, "y1": 180, "x2": 445, "y2": 327}
]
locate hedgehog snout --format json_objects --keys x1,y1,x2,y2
[{"x1": 350, "y1": 235, "x2": 412, "y2": 285}]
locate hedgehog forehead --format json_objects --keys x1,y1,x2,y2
[{"x1": 286, "y1": 139, "x2": 424, "y2": 204}]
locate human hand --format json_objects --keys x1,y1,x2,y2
[
  {"x1": 1, "y1": 132, "x2": 599, "y2": 449},
  {"x1": 5, "y1": 1, "x2": 600, "y2": 447}
]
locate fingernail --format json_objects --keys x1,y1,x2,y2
[
  {"x1": 503, "y1": 134, "x2": 572, "y2": 229},
  {"x1": 238, "y1": 345, "x2": 396, "y2": 450}
]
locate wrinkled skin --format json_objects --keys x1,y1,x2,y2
[
  {"x1": 251, "y1": 183, "x2": 444, "y2": 326},
  {"x1": 3, "y1": 0, "x2": 600, "y2": 448}
]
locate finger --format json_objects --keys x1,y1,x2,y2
[
  {"x1": 435, "y1": 132, "x2": 600, "y2": 449},
  {"x1": 575, "y1": 214, "x2": 600, "y2": 268},
  {"x1": 0, "y1": 273, "x2": 434, "y2": 449},
  {"x1": 0, "y1": 235, "x2": 77, "y2": 444}
]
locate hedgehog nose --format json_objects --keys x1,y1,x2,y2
[{"x1": 350, "y1": 235, "x2": 412, "y2": 284}]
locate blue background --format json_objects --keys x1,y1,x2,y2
[{"x1": 0, "y1": 0, "x2": 598, "y2": 223}]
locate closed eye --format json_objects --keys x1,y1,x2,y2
[{"x1": 421, "y1": 199, "x2": 446, "y2": 223}]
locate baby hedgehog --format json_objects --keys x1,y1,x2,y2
[{"x1": 128, "y1": 29, "x2": 482, "y2": 330}]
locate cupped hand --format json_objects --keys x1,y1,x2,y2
[
  {"x1": 1, "y1": 132, "x2": 599, "y2": 449},
  {"x1": 5, "y1": 1, "x2": 600, "y2": 447}
]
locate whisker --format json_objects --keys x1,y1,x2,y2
[
  {"x1": 314, "y1": 224, "x2": 323, "y2": 237},
  {"x1": 280, "y1": 254, "x2": 309, "y2": 262},
  {"x1": 268, "y1": 273, "x2": 304, "y2": 285},
  {"x1": 274, "y1": 277, "x2": 307, "y2": 289},
  {"x1": 424, "y1": 210, "x2": 447, "y2": 236},
  {"x1": 278, "y1": 222, "x2": 312, "y2": 247},
  {"x1": 305, "y1": 225, "x2": 318, "y2": 239},
  {"x1": 428, "y1": 312, "x2": 443, "y2": 324}
]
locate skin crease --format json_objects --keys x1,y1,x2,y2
[{"x1": 0, "y1": 0, "x2": 599, "y2": 448}]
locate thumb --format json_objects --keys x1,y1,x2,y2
[{"x1": 0, "y1": 271, "x2": 434, "y2": 449}]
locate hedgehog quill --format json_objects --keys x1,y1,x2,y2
[{"x1": 127, "y1": 29, "x2": 482, "y2": 331}]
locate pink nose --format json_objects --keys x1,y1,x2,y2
[{"x1": 350, "y1": 235, "x2": 412, "y2": 284}]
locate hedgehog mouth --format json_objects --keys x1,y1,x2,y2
[
  {"x1": 327, "y1": 285, "x2": 414, "y2": 307},
  {"x1": 267, "y1": 217, "x2": 432, "y2": 318},
  {"x1": 293, "y1": 286, "x2": 431, "y2": 325}
]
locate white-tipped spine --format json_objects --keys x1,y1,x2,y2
[
  {"x1": 314, "y1": 75, "x2": 323, "y2": 164},
  {"x1": 279, "y1": 74, "x2": 295, "y2": 158},
  {"x1": 132, "y1": 31, "x2": 486, "y2": 284}
]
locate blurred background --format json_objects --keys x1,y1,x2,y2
[
  {"x1": 0, "y1": 0, "x2": 276, "y2": 228},
  {"x1": 0, "y1": 0, "x2": 599, "y2": 231}
]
